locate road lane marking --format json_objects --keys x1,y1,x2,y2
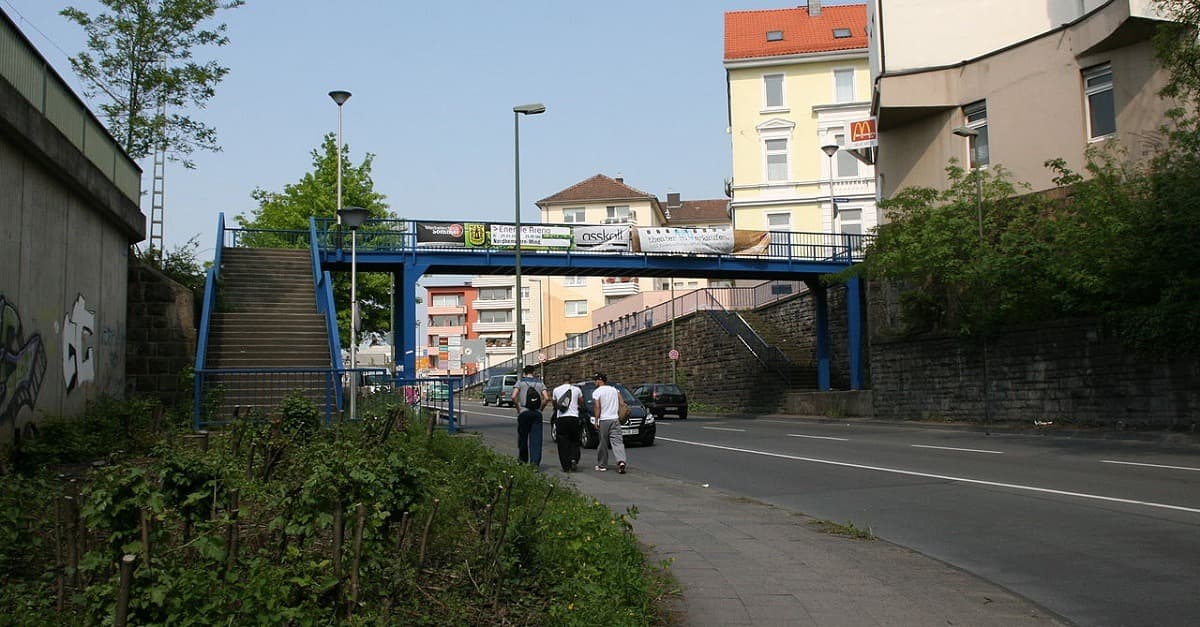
[
  {"x1": 703, "y1": 426, "x2": 745, "y2": 432},
  {"x1": 1102, "y1": 460, "x2": 1200, "y2": 472},
  {"x1": 911, "y1": 444, "x2": 1003, "y2": 455},
  {"x1": 658, "y1": 437, "x2": 1200, "y2": 515},
  {"x1": 788, "y1": 434, "x2": 849, "y2": 441}
]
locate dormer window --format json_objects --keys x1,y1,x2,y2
[
  {"x1": 766, "y1": 30, "x2": 783, "y2": 41},
  {"x1": 833, "y1": 28, "x2": 852, "y2": 38}
]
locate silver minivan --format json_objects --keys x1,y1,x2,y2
[{"x1": 482, "y1": 373, "x2": 518, "y2": 406}]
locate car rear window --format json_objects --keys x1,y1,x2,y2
[{"x1": 659, "y1": 385, "x2": 683, "y2": 395}]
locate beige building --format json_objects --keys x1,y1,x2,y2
[
  {"x1": 532, "y1": 174, "x2": 729, "y2": 352},
  {"x1": 724, "y1": 2, "x2": 877, "y2": 240},
  {"x1": 869, "y1": 0, "x2": 1175, "y2": 198}
]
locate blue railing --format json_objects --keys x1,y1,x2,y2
[
  {"x1": 193, "y1": 213, "x2": 226, "y2": 429},
  {"x1": 309, "y1": 218, "x2": 345, "y2": 411},
  {"x1": 310, "y1": 218, "x2": 870, "y2": 263}
]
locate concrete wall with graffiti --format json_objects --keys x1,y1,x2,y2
[
  {"x1": 1, "y1": 19, "x2": 144, "y2": 440},
  {"x1": 0, "y1": 134, "x2": 139, "y2": 438}
]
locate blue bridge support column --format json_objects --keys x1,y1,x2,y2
[
  {"x1": 807, "y1": 279, "x2": 832, "y2": 391},
  {"x1": 846, "y1": 276, "x2": 863, "y2": 390},
  {"x1": 396, "y1": 262, "x2": 428, "y2": 377}
]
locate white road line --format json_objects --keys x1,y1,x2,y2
[
  {"x1": 657, "y1": 437, "x2": 1200, "y2": 515},
  {"x1": 911, "y1": 444, "x2": 1003, "y2": 455},
  {"x1": 1102, "y1": 460, "x2": 1200, "y2": 473},
  {"x1": 788, "y1": 434, "x2": 849, "y2": 441},
  {"x1": 703, "y1": 426, "x2": 745, "y2": 432}
]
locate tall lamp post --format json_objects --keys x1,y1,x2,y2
[
  {"x1": 952, "y1": 125, "x2": 990, "y2": 434},
  {"x1": 512, "y1": 103, "x2": 546, "y2": 371},
  {"x1": 821, "y1": 143, "x2": 839, "y2": 239},
  {"x1": 329, "y1": 91, "x2": 352, "y2": 225},
  {"x1": 338, "y1": 206, "x2": 370, "y2": 421}
]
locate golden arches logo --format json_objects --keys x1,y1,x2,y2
[{"x1": 850, "y1": 119, "x2": 876, "y2": 142}]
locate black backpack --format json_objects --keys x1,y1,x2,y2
[
  {"x1": 556, "y1": 388, "x2": 573, "y2": 413},
  {"x1": 524, "y1": 383, "x2": 542, "y2": 410}
]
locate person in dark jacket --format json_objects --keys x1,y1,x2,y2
[{"x1": 511, "y1": 365, "x2": 549, "y2": 468}]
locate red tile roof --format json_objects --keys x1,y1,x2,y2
[
  {"x1": 663, "y1": 199, "x2": 730, "y2": 225},
  {"x1": 724, "y1": 4, "x2": 868, "y2": 61},
  {"x1": 537, "y1": 174, "x2": 657, "y2": 205}
]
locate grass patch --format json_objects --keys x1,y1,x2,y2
[{"x1": 808, "y1": 519, "x2": 876, "y2": 540}]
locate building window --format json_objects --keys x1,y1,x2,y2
[
  {"x1": 478, "y1": 310, "x2": 511, "y2": 323},
  {"x1": 963, "y1": 100, "x2": 990, "y2": 168},
  {"x1": 836, "y1": 207, "x2": 862, "y2": 235},
  {"x1": 766, "y1": 30, "x2": 783, "y2": 42},
  {"x1": 834, "y1": 69, "x2": 854, "y2": 103},
  {"x1": 835, "y1": 133, "x2": 858, "y2": 178},
  {"x1": 563, "y1": 207, "x2": 585, "y2": 223},
  {"x1": 521, "y1": 286, "x2": 530, "y2": 298},
  {"x1": 477, "y1": 287, "x2": 512, "y2": 300},
  {"x1": 766, "y1": 212, "x2": 791, "y2": 231},
  {"x1": 764, "y1": 73, "x2": 784, "y2": 109},
  {"x1": 563, "y1": 276, "x2": 587, "y2": 287},
  {"x1": 566, "y1": 333, "x2": 588, "y2": 351},
  {"x1": 1084, "y1": 64, "x2": 1115, "y2": 140},
  {"x1": 832, "y1": 28, "x2": 852, "y2": 39},
  {"x1": 431, "y1": 294, "x2": 462, "y2": 307},
  {"x1": 605, "y1": 205, "x2": 632, "y2": 223},
  {"x1": 765, "y1": 138, "x2": 789, "y2": 182},
  {"x1": 565, "y1": 300, "x2": 588, "y2": 317}
]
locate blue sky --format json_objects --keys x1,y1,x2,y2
[{"x1": 5, "y1": 0, "x2": 862, "y2": 252}]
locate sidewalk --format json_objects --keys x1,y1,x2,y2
[{"x1": 546, "y1": 460, "x2": 1066, "y2": 626}]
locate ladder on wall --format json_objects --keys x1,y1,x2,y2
[{"x1": 148, "y1": 85, "x2": 167, "y2": 259}]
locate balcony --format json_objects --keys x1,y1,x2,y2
[
  {"x1": 602, "y1": 211, "x2": 637, "y2": 225},
  {"x1": 601, "y1": 277, "x2": 640, "y2": 297},
  {"x1": 473, "y1": 321, "x2": 516, "y2": 333},
  {"x1": 427, "y1": 305, "x2": 466, "y2": 316},
  {"x1": 473, "y1": 298, "x2": 515, "y2": 310},
  {"x1": 427, "y1": 325, "x2": 465, "y2": 336}
]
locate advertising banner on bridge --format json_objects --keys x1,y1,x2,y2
[
  {"x1": 632, "y1": 227, "x2": 770, "y2": 255},
  {"x1": 487, "y1": 224, "x2": 573, "y2": 250},
  {"x1": 415, "y1": 222, "x2": 469, "y2": 247},
  {"x1": 570, "y1": 225, "x2": 631, "y2": 252}
]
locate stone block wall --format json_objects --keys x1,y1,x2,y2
[
  {"x1": 125, "y1": 258, "x2": 196, "y2": 404},
  {"x1": 869, "y1": 310, "x2": 1200, "y2": 428}
]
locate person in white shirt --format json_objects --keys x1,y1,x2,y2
[
  {"x1": 590, "y1": 372, "x2": 626, "y2": 474},
  {"x1": 551, "y1": 373, "x2": 583, "y2": 472}
]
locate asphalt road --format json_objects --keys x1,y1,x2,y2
[{"x1": 455, "y1": 403, "x2": 1200, "y2": 627}]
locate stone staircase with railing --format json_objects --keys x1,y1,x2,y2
[{"x1": 201, "y1": 248, "x2": 335, "y2": 420}]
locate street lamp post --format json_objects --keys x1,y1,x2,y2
[
  {"x1": 512, "y1": 103, "x2": 546, "y2": 372},
  {"x1": 821, "y1": 143, "x2": 839, "y2": 243},
  {"x1": 338, "y1": 206, "x2": 370, "y2": 421},
  {"x1": 329, "y1": 91, "x2": 352, "y2": 225},
  {"x1": 952, "y1": 125, "x2": 990, "y2": 434}
]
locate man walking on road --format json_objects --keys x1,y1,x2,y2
[
  {"x1": 551, "y1": 373, "x2": 583, "y2": 472},
  {"x1": 512, "y1": 365, "x2": 549, "y2": 468},
  {"x1": 590, "y1": 372, "x2": 626, "y2": 474}
]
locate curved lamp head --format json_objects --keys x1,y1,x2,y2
[
  {"x1": 952, "y1": 126, "x2": 978, "y2": 138},
  {"x1": 337, "y1": 206, "x2": 370, "y2": 230},
  {"x1": 329, "y1": 90, "x2": 352, "y2": 106},
  {"x1": 513, "y1": 103, "x2": 546, "y2": 115},
  {"x1": 820, "y1": 144, "x2": 839, "y2": 158}
]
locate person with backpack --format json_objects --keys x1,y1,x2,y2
[
  {"x1": 511, "y1": 365, "x2": 549, "y2": 468},
  {"x1": 550, "y1": 373, "x2": 583, "y2": 472}
]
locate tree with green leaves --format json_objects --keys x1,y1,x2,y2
[
  {"x1": 61, "y1": 0, "x2": 243, "y2": 167},
  {"x1": 237, "y1": 133, "x2": 396, "y2": 348}
]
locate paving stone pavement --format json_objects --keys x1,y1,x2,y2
[{"x1": 552, "y1": 465, "x2": 1067, "y2": 626}]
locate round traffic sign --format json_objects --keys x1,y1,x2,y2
[
  {"x1": 668, "y1": 349, "x2": 680, "y2": 360},
  {"x1": 538, "y1": 353, "x2": 546, "y2": 363}
]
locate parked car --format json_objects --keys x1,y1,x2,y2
[
  {"x1": 551, "y1": 380, "x2": 655, "y2": 448},
  {"x1": 632, "y1": 383, "x2": 688, "y2": 419},
  {"x1": 482, "y1": 373, "x2": 518, "y2": 406},
  {"x1": 362, "y1": 373, "x2": 394, "y2": 394}
]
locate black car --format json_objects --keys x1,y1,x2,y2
[
  {"x1": 632, "y1": 383, "x2": 688, "y2": 419},
  {"x1": 550, "y1": 381, "x2": 655, "y2": 448}
]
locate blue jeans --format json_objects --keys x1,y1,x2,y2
[{"x1": 517, "y1": 410, "x2": 543, "y2": 467}]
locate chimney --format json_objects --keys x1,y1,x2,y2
[
  {"x1": 615, "y1": 177, "x2": 623, "y2": 183},
  {"x1": 809, "y1": 0, "x2": 821, "y2": 17},
  {"x1": 667, "y1": 192, "x2": 681, "y2": 209}
]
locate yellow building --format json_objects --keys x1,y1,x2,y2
[{"x1": 724, "y1": 2, "x2": 876, "y2": 238}]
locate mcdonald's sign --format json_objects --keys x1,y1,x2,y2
[{"x1": 847, "y1": 117, "x2": 877, "y2": 149}]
